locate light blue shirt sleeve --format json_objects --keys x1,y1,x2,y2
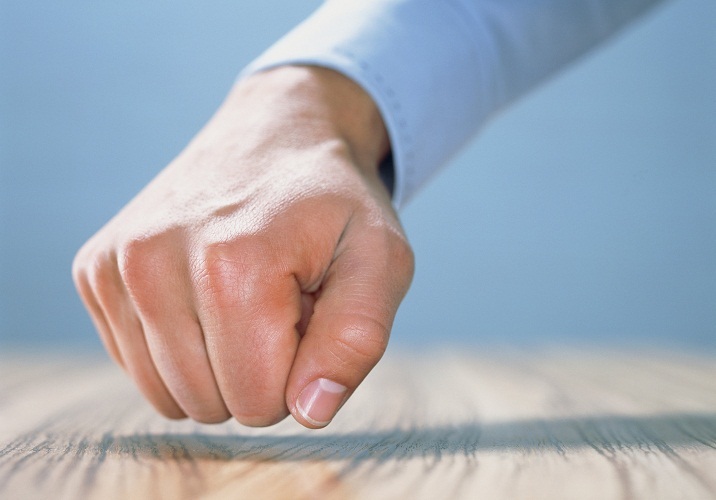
[{"x1": 241, "y1": 0, "x2": 666, "y2": 208}]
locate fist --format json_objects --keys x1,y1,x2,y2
[{"x1": 72, "y1": 67, "x2": 414, "y2": 428}]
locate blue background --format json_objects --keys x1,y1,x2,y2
[{"x1": 1, "y1": 0, "x2": 714, "y2": 351}]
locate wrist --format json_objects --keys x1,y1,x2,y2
[{"x1": 224, "y1": 66, "x2": 390, "y2": 178}]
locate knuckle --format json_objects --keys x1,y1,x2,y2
[
  {"x1": 196, "y1": 244, "x2": 244, "y2": 311},
  {"x1": 391, "y1": 237, "x2": 415, "y2": 287},
  {"x1": 83, "y1": 253, "x2": 116, "y2": 301},
  {"x1": 200, "y1": 241, "x2": 243, "y2": 281},
  {"x1": 362, "y1": 223, "x2": 415, "y2": 292},
  {"x1": 328, "y1": 318, "x2": 389, "y2": 370},
  {"x1": 117, "y1": 233, "x2": 180, "y2": 302},
  {"x1": 117, "y1": 237, "x2": 158, "y2": 288},
  {"x1": 196, "y1": 239, "x2": 274, "y2": 307}
]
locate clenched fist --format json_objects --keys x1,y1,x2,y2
[{"x1": 73, "y1": 66, "x2": 414, "y2": 428}]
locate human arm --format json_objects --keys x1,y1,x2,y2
[
  {"x1": 245, "y1": 0, "x2": 666, "y2": 206},
  {"x1": 73, "y1": 66, "x2": 413, "y2": 428},
  {"x1": 73, "y1": 0, "x2": 665, "y2": 429}
]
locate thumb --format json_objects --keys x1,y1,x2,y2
[{"x1": 286, "y1": 224, "x2": 414, "y2": 428}]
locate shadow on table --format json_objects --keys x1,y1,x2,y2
[{"x1": 112, "y1": 412, "x2": 716, "y2": 463}]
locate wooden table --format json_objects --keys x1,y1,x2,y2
[{"x1": 2, "y1": 348, "x2": 715, "y2": 499}]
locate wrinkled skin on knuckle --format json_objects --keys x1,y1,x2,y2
[
  {"x1": 376, "y1": 229, "x2": 415, "y2": 301},
  {"x1": 349, "y1": 197, "x2": 415, "y2": 293},
  {"x1": 117, "y1": 237, "x2": 158, "y2": 291},
  {"x1": 196, "y1": 240, "x2": 264, "y2": 314},
  {"x1": 197, "y1": 235, "x2": 304, "y2": 325},
  {"x1": 344, "y1": 224, "x2": 415, "y2": 306},
  {"x1": 327, "y1": 318, "x2": 390, "y2": 373},
  {"x1": 117, "y1": 233, "x2": 186, "y2": 310}
]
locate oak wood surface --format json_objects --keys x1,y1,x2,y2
[{"x1": 1, "y1": 348, "x2": 715, "y2": 499}]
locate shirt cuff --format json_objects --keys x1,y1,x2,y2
[{"x1": 241, "y1": 0, "x2": 664, "y2": 209}]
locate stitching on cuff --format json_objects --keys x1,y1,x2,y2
[{"x1": 335, "y1": 47, "x2": 416, "y2": 208}]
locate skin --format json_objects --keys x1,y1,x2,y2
[{"x1": 72, "y1": 66, "x2": 415, "y2": 428}]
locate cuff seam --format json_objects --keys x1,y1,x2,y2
[{"x1": 333, "y1": 47, "x2": 414, "y2": 210}]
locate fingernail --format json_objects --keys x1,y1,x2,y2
[{"x1": 296, "y1": 378, "x2": 347, "y2": 427}]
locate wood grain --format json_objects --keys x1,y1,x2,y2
[{"x1": 1, "y1": 348, "x2": 716, "y2": 499}]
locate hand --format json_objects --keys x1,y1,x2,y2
[{"x1": 72, "y1": 66, "x2": 414, "y2": 428}]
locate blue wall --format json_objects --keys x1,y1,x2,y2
[{"x1": 1, "y1": 0, "x2": 714, "y2": 350}]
